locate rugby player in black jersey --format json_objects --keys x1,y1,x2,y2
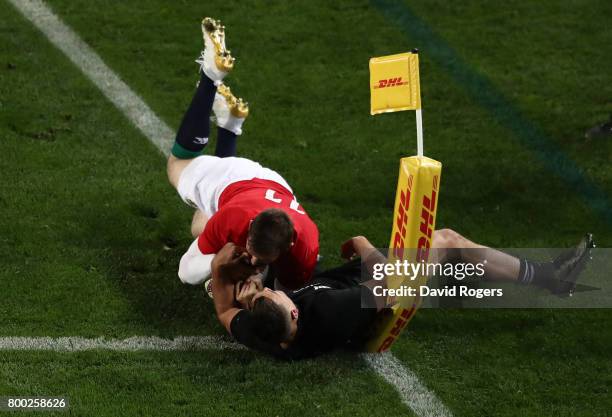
[{"x1": 210, "y1": 229, "x2": 594, "y2": 360}]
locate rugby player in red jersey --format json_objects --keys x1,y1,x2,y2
[{"x1": 166, "y1": 18, "x2": 318, "y2": 291}]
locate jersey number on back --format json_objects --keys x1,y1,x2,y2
[{"x1": 265, "y1": 189, "x2": 305, "y2": 214}]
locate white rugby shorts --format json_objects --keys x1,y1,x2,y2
[{"x1": 177, "y1": 155, "x2": 292, "y2": 217}]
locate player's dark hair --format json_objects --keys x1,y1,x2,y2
[
  {"x1": 249, "y1": 208, "x2": 294, "y2": 257},
  {"x1": 251, "y1": 297, "x2": 292, "y2": 344}
]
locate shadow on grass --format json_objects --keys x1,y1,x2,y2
[{"x1": 72, "y1": 190, "x2": 221, "y2": 337}]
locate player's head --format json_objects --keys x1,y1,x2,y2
[
  {"x1": 247, "y1": 208, "x2": 294, "y2": 266},
  {"x1": 250, "y1": 287, "x2": 298, "y2": 345}
]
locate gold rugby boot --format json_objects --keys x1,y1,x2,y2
[
  {"x1": 213, "y1": 82, "x2": 249, "y2": 135},
  {"x1": 195, "y1": 17, "x2": 235, "y2": 83}
]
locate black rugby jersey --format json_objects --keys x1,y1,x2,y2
[{"x1": 230, "y1": 259, "x2": 378, "y2": 360}]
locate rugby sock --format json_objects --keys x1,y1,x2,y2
[
  {"x1": 215, "y1": 127, "x2": 238, "y2": 157},
  {"x1": 517, "y1": 259, "x2": 555, "y2": 287},
  {"x1": 172, "y1": 73, "x2": 217, "y2": 159}
]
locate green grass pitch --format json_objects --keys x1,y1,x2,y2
[{"x1": 1, "y1": 0, "x2": 611, "y2": 416}]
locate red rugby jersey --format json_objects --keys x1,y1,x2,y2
[{"x1": 198, "y1": 179, "x2": 319, "y2": 289}]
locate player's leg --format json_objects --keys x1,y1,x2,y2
[
  {"x1": 432, "y1": 228, "x2": 594, "y2": 295},
  {"x1": 167, "y1": 17, "x2": 234, "y2": 189},
  {"x1": 212, "y1": 83, "x2": 249, "y2": 157},
  {"x1": 191, "y1": 209, "x2": 208, "y2": 238},
  {"x1": 167, "y1": 157, "x2": 193, "y2": 189},
  {"x1": 432, "y1": 228, "x2": 520, "y2": 281}
]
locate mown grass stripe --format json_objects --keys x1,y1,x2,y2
[
  {"x1": 7, "y1": 0, "x2": 174, "y2": 156},
  {"x1": 372, "y1": 0, "x2": 612, "y2": 227}
]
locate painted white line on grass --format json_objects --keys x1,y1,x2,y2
[
  {"x1": 0, "y1": 336, "x2": 244, "y2": 352},
  {"x1": 7, "y1": 0, "x2": 174, "y2": 156},
  {"x1": 8, "y1": 2, "x2": 453, "y2": 416},
  {"x1": 0, "y1": 336, "x2": 452, "y2": 417},
  {"x1": 362, "y1": 353, "x2": 453, "y2": 417}
]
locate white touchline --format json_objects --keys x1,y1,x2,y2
[
  {"x1": 7, "y1": 0, "x2": 173, "y2": 157},
  {"x1": 0, "y1": 336, "x2": 245, "y2": 352},
  {"x1": 361, "y1": 353, "x2": 453, "y2": 417},
  {"x1": 7, "y1": 1, "x2": 453, "y2": 416}
]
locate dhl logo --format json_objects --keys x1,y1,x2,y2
[
  {"x1": 373, "y1": 77, "x2": 408, "y2": 89},
  {"x1": 377, "y1": 306, "x2": 416, "y2": 352},
  {"x1": 392, "y1": 175, "x2": 413, "y2": 259},
  {"x1": 377, "y1": 175, "x2": 439, "y2": 353},
  {"x1": 417, "y1": 175, "x2": 438, "y2": 262}
]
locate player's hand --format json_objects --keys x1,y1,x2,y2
[
  {"x1": 340, "y1": 236, "x2": 367, "y2": 260},
  {"x1": 235, "y1": 275, "x2": 264, "y2": 309},
  {"x1": 212, "y1": 243, "x2": 258, "y2": 282},
  {"x1": 212, "y1": 242, "x2": 245, "y2": 266}
]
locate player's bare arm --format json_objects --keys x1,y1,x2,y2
[
  {"x1": 340, "y1": 236, "x2": 389, "y2": 311},
  {"x1": 210, "y1": 243, "x2": 253, "y2": 332},
  {"x1": 341, "y1": 236, "x2": 386, "y2": 275}
]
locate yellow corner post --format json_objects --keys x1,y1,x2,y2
[
  {"x1": 366, "y1": 51, "x2": 442, "y2": 352},
  {"x1": 366, "y1": 157, "x2": 441, "y2": 352}
]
